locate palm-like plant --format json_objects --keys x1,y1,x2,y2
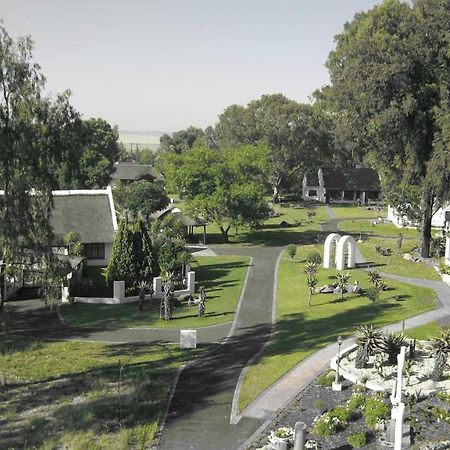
[
  {"x1": 304, "y1": 261, "x2": 317, "y2": 277},
  {"x1": 383, "y1": 332, "x2": 406, "y2": 364},
  {"x1": 355, "y1": 325, "x2": 384, "y2": 369},
  {"x1": 431, "y1": 329, "x2": 450, "y2": 381},
  {"x1": 333, "y1": 272, "x2": 350, "y2": 300},
  {"x1": 367, "y1": 270, "x2": 382, "y2": 286},
  {"x1": 137, "y1": 280, "x2": 152, "y2": 311},
  {"x1": 306, "y1": 274, "x2": 318, "y2": 307}
]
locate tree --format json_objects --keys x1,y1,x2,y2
[
  {"x1": 0, "y1": 26, "x2": 79, "y2": 310},
  {"x1": 164, "y1": 144, "x2": 271, "y2": 241},
  {"x1": 333, "y1": 272, "x2": 350, "y2": 300},
  {"x1": 287, "y1": 244, "x2": 297, "y2": 260},
  {"x1": 103, "y1": 220, "x2": 136, "y2": 289},
  {"x1": 215, "y1": 94, "x2": 332, "y2": 202},
  {"x1": 57, "y1": 118, "x2": 121, "y2": 189},
  {"x1": 113, "y1": 180, "x2": 170, "y2": 220},
  {"x1": 432, "y1": 328, "x2": 450, "y2": 381},
  {"x1": 326, "y1": 0, "x2": 450, "y2": 257},
  {"x1": 133, "y1": 220, "x2": 154, "y2": 283},
  {"x1": 304, "y1": 261, "x2": 318, "y2": 307},
  {"x1": 160, "y1": 126, "x2": 205, "y2": 154}
]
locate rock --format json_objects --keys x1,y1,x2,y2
[
  {"x1": 403, "y1": 253, "x2": 413, "y2": 261},
  {"x1": 319, "y1": 285, "x2": 334, "y2": 294},
  {"x1": 279, "y1": 220, "x2": 291, "y2": 227},
  {"x1": 333, "y1": 287, "x2": 343, "y2": 295}
]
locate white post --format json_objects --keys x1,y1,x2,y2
[
  {"x1": 293, "y1": 422, "x2": 306, "y2": 450},
  {"x1": 187, "y1": 271, "x2": 195, "y2": 294},
  {"x1": 445, "y1": 236, "x2": 450, "y2": 265},
  {"x1": 394, "y1": 402, "x2": 405, "y2": 450},
  {"x1": 113, "y1": 281, "x2": 125, "y2": 304},
  {"x1": 153, "y1": 277, "x2": 162, "y2": 297}
]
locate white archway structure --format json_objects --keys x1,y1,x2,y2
[
  {"x1": 323, "y1": 233, "x2": 341, "y2": 269},
  {"x1": 336, "y1": 235, "x2": 356, "y2": 270}
]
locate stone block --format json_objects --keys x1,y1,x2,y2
[{"x1": 180, "y1": 329, "x2": 197, "y2": 349}]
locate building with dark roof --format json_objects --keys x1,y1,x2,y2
[
  {"x1": 110, "y1": 162, "x2": 163, "y2": 184},
  {"x1": 51, "y1": 187, "x2": 117, "y2": 265},
  {"x1": 302, "y1": 167, "x2": 381, "y2": 204}
]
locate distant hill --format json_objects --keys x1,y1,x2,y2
[{"x1": 119, "y1": 131, "x2": 164, "y2": 151}]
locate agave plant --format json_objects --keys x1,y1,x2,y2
[
  {"x1": 431, "y1": 329, "x2": 450, "y2": 381},
  {"x1": 355, "y1": 325, "x2": 384, "y2": 369},
  {"x1": 304, "y1": 261, "x2": 317, "y2": 277},
  {"x1": 333, "y1": 272, "x2": 350, "y2": 300},
  {"x1": 383, "y1": 332, "x2": 406, "y2": 364}
]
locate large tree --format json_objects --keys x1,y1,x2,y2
[
  {"x1": 0, "y1": 26, "x2": 79, "y2": 309},
  {"x1": 215, "y1": 94, "x2": 332, "y2": 202},
  {"x1": 326, "y1": 0, "x2": 450, "y2": 257},
  {"x1": 164, "y1": 144, "x2": 271, "y2": 241}
]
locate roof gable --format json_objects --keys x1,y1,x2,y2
[
  {"x1": 111, "y1": 162, "x2": 163, "y2": 182},
  {"x1": 322, "y1": 168, "x2": 380, "y2": 191}
]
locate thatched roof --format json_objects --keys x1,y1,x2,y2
[{"x1": 111, "y1": 162, "x2": 163, "y2": 182}]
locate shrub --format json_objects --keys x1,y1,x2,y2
[
  {"x1": 431, "y1": 406, "x2": 450, "y2": 424},
  {"x1": 306, "y1": 251, "x2": 322, "y2": 265},
  {"x1": 313, "y1": 407, "x2": 349, "y2": 436},
  {"x1": 364, "y1": 394, "x2": 389, "y2": 429},
  {"x1": 347, "y1": 431, "x2": 367, "y2": 448},
  {"x1": 347, "y1": 393, "x2": 366, "y2": 411},
  {"x1": 69, "y1": 279, "x2": 94, "y2": 297},
  {"x1": 383, "y1": 332, "x2": 406, "y2": 364},
  {"x1": 365, "y1": 287, "x2": 380, "y2": 303},
  {"x1": 330, "y1": 406, "x2": 351, "y2": 423},
  {"x1": 287, "y1": 244, "x2": 297, "y2": 260},
  {"x1": 317, "y1": 370, "x2": 335, "y2": 387},
  {"x1": 439, "y1": 262, "x2": 450, "y2": 275}
]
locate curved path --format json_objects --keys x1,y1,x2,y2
[{"x1": 158, "y1": 245, "x2": 283, "y2": 450}]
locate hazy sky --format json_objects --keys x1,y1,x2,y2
[{"x1": 1, "y1": 0, "x2": 382, "y2": 132}]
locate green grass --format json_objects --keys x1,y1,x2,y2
[
  {"x1": 182, "y1": 201, "x2": 330, "y2": 246},
  {"x1": 0, "y1": 335, "x2": 211, "y2": 449},
  {"x1": 405, "y1": 321, "x2": 444, "y2": 339},
  {"x1": 357, "y1": 237, "x2": 441, "y2": 280},
  {"x1": 331, "y1": 205, "x2": 387, "y2": 219},
  {"x1": 338, "y1": 219, "x2": 420, "y2": 239},
  {"x1": 61, "y1": 255, "x2": 249, "y2": 329},
  {"x1": 238, "y1": 245, "x2": 437, "y2": 412}
]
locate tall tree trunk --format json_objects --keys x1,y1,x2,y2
[
  {"x1": 0, "y1": 265, "x2": 5, "y2": 312},
  {"x1": 219, "y1": 225, "x2": 230, "y2": 242},
  {"x1": 420, "y1": 190, "x2": 434, "y2": 258}
]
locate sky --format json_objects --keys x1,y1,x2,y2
[{"x1": 0, "y1": 0, "x2": 382, "y2": 133}]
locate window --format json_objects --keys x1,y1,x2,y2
[
  {"x1": 84, "y1": 243, "x2": 105, "y2": 260},
  {"x1": 308, "y1": 190, "x2": 318, "y2": 197}
]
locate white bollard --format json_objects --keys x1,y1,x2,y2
[
  {"x1": 294, "y1": 421, "x2": 306, "y2": 450},
  {"x1": 113, "y1": 281, "x2": 125, "y2": 303}
]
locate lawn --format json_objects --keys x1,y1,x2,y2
[
  {"x1": 331, "y1": 205, "x2": 387, "y2": 219},
  {"x1": 187, "y1": 201, "x2": 329, "y2": 246},
  {"x1": 405, "y1": 321, "x2": 443, "y2": 340},
  {"x1": 61, "y1": 255, "x2": 250, "y2": 329},
  {"x1": 237, "y1": 245, "x2": 437, "y2": 412},
  {"x1": 338, "y1": 218, "x2": 420, "y2": 239},
  {"x1": 0, "y1": 336, "x2": 210, "y2": 449},
  {"x1": 357, "y1": 237, "x2": 441, "y2": 280}
]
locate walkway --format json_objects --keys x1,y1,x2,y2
[{"x1": 158, "y1": 246, "x2": 282, "y2": 450}]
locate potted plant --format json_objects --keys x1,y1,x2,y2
[{"x1": 269, "y1": 427, "x2": 294, "y2": 449}]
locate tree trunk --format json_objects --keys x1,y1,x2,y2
[
  {"x1": 420, "y1": 190, "x2": 434, "y2": 258},
  {"x1": 0, "y1": 266, "x2": 5, "y2": 313},
  {"x1": 138, "y1": 289, "x2": 144, "y2": 311},
  {"x1": 219, "y1": 225, "x2": 230, "y2": 242},
  {"x1": 308, "y1": 290, "x2": 311, "y2": 307}
]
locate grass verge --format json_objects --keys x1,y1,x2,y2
[
  {"x1": 61, "y1": 255, "x2": 250, "y2": 329},
  {"x1": 237, "y1": 245, "x2": 437, "y2": 412},
  {"x1": 0, "y1": 335, "x2": 212, "y2": 449}
]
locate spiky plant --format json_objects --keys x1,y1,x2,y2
[
  {"x1": 304, "y1": 261, "x2": 317, "y2": 277},
  {"x1": 431, "y1": 329, "x2": 450, "y2": 381},
  {"x1": 367, "y1": 270, "x2": 381, "y2": 286},
  {"x1": 355, "y1": 325, "x2": 384, "y2": 369},
  {"x1": 306, "y1": 274, "x2": 318, "y2": 307},
  {"x1": 383, "y1": 332, "x2": 406, "y2": 364},
  {"x1": 333, "y1": 272, "x2": 350, "y2": 300}
]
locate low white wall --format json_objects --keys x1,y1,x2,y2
[{"x1": 69, "y1": 271, "x2": 196, "y2": 305}]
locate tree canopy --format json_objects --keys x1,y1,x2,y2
[
  {"x1": 215, "y1": 94, "x2": 332, "y2": 202},
  {"x1": 325, "y1": 0, "x2": 450, "y2": 256},
  {"x1": 163, "y1": 144, "x2": 271, "y2": 241}
]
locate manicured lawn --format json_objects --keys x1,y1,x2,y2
[
  {"x1": 0, "y1": 336, "x2": 210, "y2": 449},
  {"x1": 238, "y1": 245, "x2": 437, "y2": 412},
  {"x1": 331, "y1": 205, "x2": 387, "y2": 219},
  {"x1": 191, "y1": 203, "x2": 329, "y2": 246},
  {"x1": 338, "y1": 218, "x2": 419, "y2": 239},
  {"x1": 61, "y1": 255, "x2": 250, "y2": 329},
  {"x1": 405, "y1": 321, "x2": 443, "y2": 340},
  {"x1": 357, "y1": 237, "x2": 441, "y2": 280}
]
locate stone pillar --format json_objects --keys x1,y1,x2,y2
[
  {"x1": 294, "y1": 422, "x2": 306, "y2": 450},
  {"x1": 61, "y1": 286, "x2": 70, "y2": 303},
  {"x1": 394, "y1": 402, "x2": 405, "y2": 450},
  {"x1": 180, "y1": 329, "x2": 197, "y2": 348},
  {"x1": 445, "y1": 236, "x2": 450, "y2": 265},
  {"x1": 153, "y1": 277, "x2": 162, "y2": 297},
  {"x1": 187, "y1": 271, "x2": 195, "y2": 294},
  {"x1": 113, "y1": 281, "x2": 125, "y2": 303}
]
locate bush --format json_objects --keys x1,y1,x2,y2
[
  {"x1": 287, "y1": 244, "x2": 297, "y2": 260},
  {"x1": 347, "y1": 393, "x2": 366, "y2": 411},
  {"x1": 317, "y1": 370, "x2": 335, "y2": 387},
  {"x1": 306, "y1": 251, "x2": 322, "y2": 265},
  {"x1": 364, "y1": 394, "x2": 389, "y2": 429},
  {"x1": 347, "y1": 431, "x2": 367, "y2": 448},
  {"x1": 69, "y1": 279, "x2": 94, "y2": 297},
  {"x1": 313, "y1": 407, "x2": 349, "y2": 436},
  {"x1": 365, "y1": 287, "x2": 380, "y2": 303}
]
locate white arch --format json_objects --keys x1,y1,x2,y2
[
  {"x1": 336, "y1": 235, "x2": 356, "y2": 270},
  {"x1": 323, "y1": 233, "x2": 341, "y2": 269}
]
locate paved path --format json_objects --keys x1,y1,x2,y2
[
  {"x1": 158, "y1": 246, "x2": 283, "y2": 450},
  {"x1": 6, "y1": 298, "x2": 234, "y2": 344}
]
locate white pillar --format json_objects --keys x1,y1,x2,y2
[
  {"x1": 445, "y1": 236, "x2": 450, "y2": 265},
  {"x1": 113, "y1": 281, "x2": 125, "y2": 303},
  {"x1": 323, "y1": 233, "x2": 341, "y2": 269},
  {"x1": 153, "y1": 277, "x2": 162, "y2": 297},
  {"x1": 394, "y1": 402, "x2": 405, "y2": 450},
  {"x1": 61, "y1": 286, "x2": 70, "y2": 303},
  {"x1": 187, "y1": 271, "x2": 195, "y2": 294}
]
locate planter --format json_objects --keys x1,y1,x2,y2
[{"x1": 269, "y1": 437, "x2": 289, "y2": 450}]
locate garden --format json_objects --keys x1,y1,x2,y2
[
  {"x1": 60, "y1": 255, "x2": 250, "y2": 329},
  {"x1": 251, "y1": 324, "x2": 450, "y2": 449}
]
